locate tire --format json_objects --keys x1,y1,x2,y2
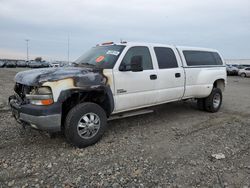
[
  {"x1": 197, "y1": 98, "x2": 205, "y2": 110},
  {"x1": 204, "y1": 88, "x2": 222, "y2": 113},
  {"x1": 65, "y1": 102, "x2": 107, "y2": 148},
  {"x1": 240, "y1": 73, "x2": 246, "y2": 78}
]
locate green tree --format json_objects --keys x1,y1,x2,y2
[{"x1": 35, "y1": 57, "x2": 42, "y2": 62}]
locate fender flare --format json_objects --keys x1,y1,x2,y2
[{"x1": 57, "y1": 86, "x2": 114, "y2": 115}]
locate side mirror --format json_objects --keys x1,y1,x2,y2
[
  {"x1": 130, "y1": 55, "x2": 143, "y2": 72},
  {"x1": 119, "y1": 63, "x2": 127, "y2": 71}
]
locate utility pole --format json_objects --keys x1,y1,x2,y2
[
  {"x1": 25, "y1": 39, "x2": 29, "y2": 61},
  {"x1": 67, "y1": 34, "x2": 70, "y2": 64}
]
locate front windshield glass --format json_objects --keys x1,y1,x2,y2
[{"x1": 75, "y1": 45, "x2": 125, "y2": 69}]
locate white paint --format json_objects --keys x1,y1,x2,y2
[
  {"x1": 110, "y1": 42, "x2": 227, "y2": 113},
  {"x1": 42, "y1": 42, "x2": 227, "y2": 114}
]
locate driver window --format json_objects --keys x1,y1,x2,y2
[{"x1": 120, "y1": 46, "x2": 153, "y2": 70}]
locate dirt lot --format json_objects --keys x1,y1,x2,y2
[{"x1": 0, "y1": 68, "x2": 250, "y2": 187}]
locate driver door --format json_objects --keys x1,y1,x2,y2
[{"x1": 113, "y1": 46, "x2": 158, "y2": 113}]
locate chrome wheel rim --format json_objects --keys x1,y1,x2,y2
[
  {"x1": 77, "y1": 113, "x2": 100, "y2": 139},
  {"x1": 213, "y1": 93, "x2": 221, "y2": 109}
]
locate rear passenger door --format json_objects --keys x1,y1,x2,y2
[{"x1": 153, "y1": 47, "x2": 185, "y2": 103}]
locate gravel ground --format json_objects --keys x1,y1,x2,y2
[{"x1": 0, "y1": 68, "x2": 250, "y2": 187}]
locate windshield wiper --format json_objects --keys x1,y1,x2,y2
[{"x1": 78, "y1": 62, "x2": 96, "y2": 67}]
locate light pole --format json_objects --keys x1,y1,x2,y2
[
  {"x1": 25, "y1": 39, "x2": 29, "y2": 61},
  {"x1": 67, "y1": 34, "x2": 70, "y2": 64}
]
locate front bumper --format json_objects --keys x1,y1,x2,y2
[{"x1": 9, "y1": 95, "x2": 62, "y2": 132}]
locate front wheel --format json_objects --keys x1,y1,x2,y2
[
  {"x1": 204, "y1": 88, "x2": 222, "y2": 113},
  {"x1": 65, "y1": 102, "x2": 107, "y2": 148},
  {"x1": 240, "y1": 73, "x2": 246, "y2": 78}
]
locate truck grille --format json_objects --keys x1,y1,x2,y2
[{"x1": 14, "y1": 83, "x2": 33, "y2": 99}]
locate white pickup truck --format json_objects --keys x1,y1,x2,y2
[{"x1": 9, "y1": 42, "x2": 226, "y2": 147}]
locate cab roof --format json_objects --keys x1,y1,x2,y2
[{"x1": 98, "y1": 41, "x2": 218, "y2": 52}]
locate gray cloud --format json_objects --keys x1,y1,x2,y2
[{"x1": 0, "y1": 0, "x2": 249, "y2": 60}]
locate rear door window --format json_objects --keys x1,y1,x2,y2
[
  {"x1": 154, "y1": 47, "x2": 178, "y2": 69},
  {"x1": 183, "y1": 51, "x2": 223, "y2": 66}
]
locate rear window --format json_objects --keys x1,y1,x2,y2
[
  {"x1": 154, "y1": 47, "x2": 178, "y2": 69},
  {"x1": 183, "y1": 51, "x2": 223, "y2": 66}
]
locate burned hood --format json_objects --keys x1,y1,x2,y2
[{"x1": 15, "y1": 67, "x2": 106, "y2": 87}]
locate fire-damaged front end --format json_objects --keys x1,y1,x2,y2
[
  {"x1": 9, "y1": 83, "x2": 62, "y2": 132},
  {"x1": 9, "y1": 67, "x2": 113, "y2": 132}
]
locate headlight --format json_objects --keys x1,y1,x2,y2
[
  {"x1": 37, "y1": 87, "x2": 52, "y2": 94},
  {"x1": 26, "y1": 87, "x2": 53, "y2": 105}
]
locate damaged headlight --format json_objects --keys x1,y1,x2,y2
[
  {"x1": 26, "y1": 86, "x2": 54, "y2": 105},
  {"x1": 37, "y1": 87, "x2": 52, "y2": 95}
]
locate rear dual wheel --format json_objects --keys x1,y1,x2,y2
[{"x1": 197, "y1": 88, "x2": 222, "y2": 113}]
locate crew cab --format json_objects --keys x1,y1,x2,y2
[{"x1": 9, "y1": 42, "x2": 226, "y2": 148}]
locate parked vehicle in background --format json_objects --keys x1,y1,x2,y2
[
  {"x1": 5, "y1": 61, "x2": 16, "y2": 68},
  {"x1": 9, "y1": 41, "x2": 226, "y2": 148},
  {"x1": 238, "y1": 67, "x2": 250, "y2": 77},
  {"x1": 16, "y1": 60, "x2": 27, "y2": 67},
  {"x1": 226, "y1": 64, "x2": 239, "y2": 75},
  {"x1": 28, "y1": 61, "x2": 43, "y2": 68},
  {"x1": 60, "y1": 62, "x2": 68, "y2": 67},
  {"x1": 0, "y1": 60, "x2": 5, "y2": 67},
  {"x1": 237, "y1": 65, "x2": 245, "y2": 69},
  {"x1": 41, "y1": 61, "x2": 50, "y2": 68},
  {"x1": 50, "y1": 62, "x2": 60, "y2": 68},
  {"x1": 242, "y1": 64, "x2": 250, "y2": 68},
  {"x1": 238, "y1": 64, "x2": 250, "y2": 69}
]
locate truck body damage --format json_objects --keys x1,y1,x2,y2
[
  {"x1": 10, "y1": 66, "x2": 114, "y2": 132},
  {"x1": 14, "y1": 67, "x2": 107, "y2": 87}
]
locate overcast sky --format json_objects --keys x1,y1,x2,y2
[{"x1": 0, "y1": 0, "x2": 249, "y2": 61}]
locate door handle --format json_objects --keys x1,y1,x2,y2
[
  {"x1": 175, "y1": 73, "x2": 181, "y2": 78},
  {"x1": 150, "y1": 74, "x2": 157, "y2": 80}
]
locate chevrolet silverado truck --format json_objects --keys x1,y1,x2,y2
[{"x1": 9, "y1": 42, "x2": 226, "y2": 148}]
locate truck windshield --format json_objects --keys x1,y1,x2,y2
[{"x1": 75, "y1": 45, "x2": 125, "y2": 69}]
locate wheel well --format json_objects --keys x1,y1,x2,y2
[
  {"x1": 61, "y1": 90, "x2": 112, "y2": 129},
  {"x1": 213, "y1": 79, "x2": 225, "y2": 91}
]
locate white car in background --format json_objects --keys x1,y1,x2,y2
[
  {"x1": 226, "y1": 64, "x2": 239, "y2": 75},
  {"x1": 238, "y1": 67, "x2": 250, "y2": 77},
  {"x1": 50, "y1": 63, "x2": 60, "y2": 68}
]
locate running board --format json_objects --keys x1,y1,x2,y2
[{"x1": 108, "y1": 109, "x2": 154, "y2": 121}]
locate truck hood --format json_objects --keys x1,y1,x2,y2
[{"x1": 14, "y1": 67, "x2": 106, "y2": 87}]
